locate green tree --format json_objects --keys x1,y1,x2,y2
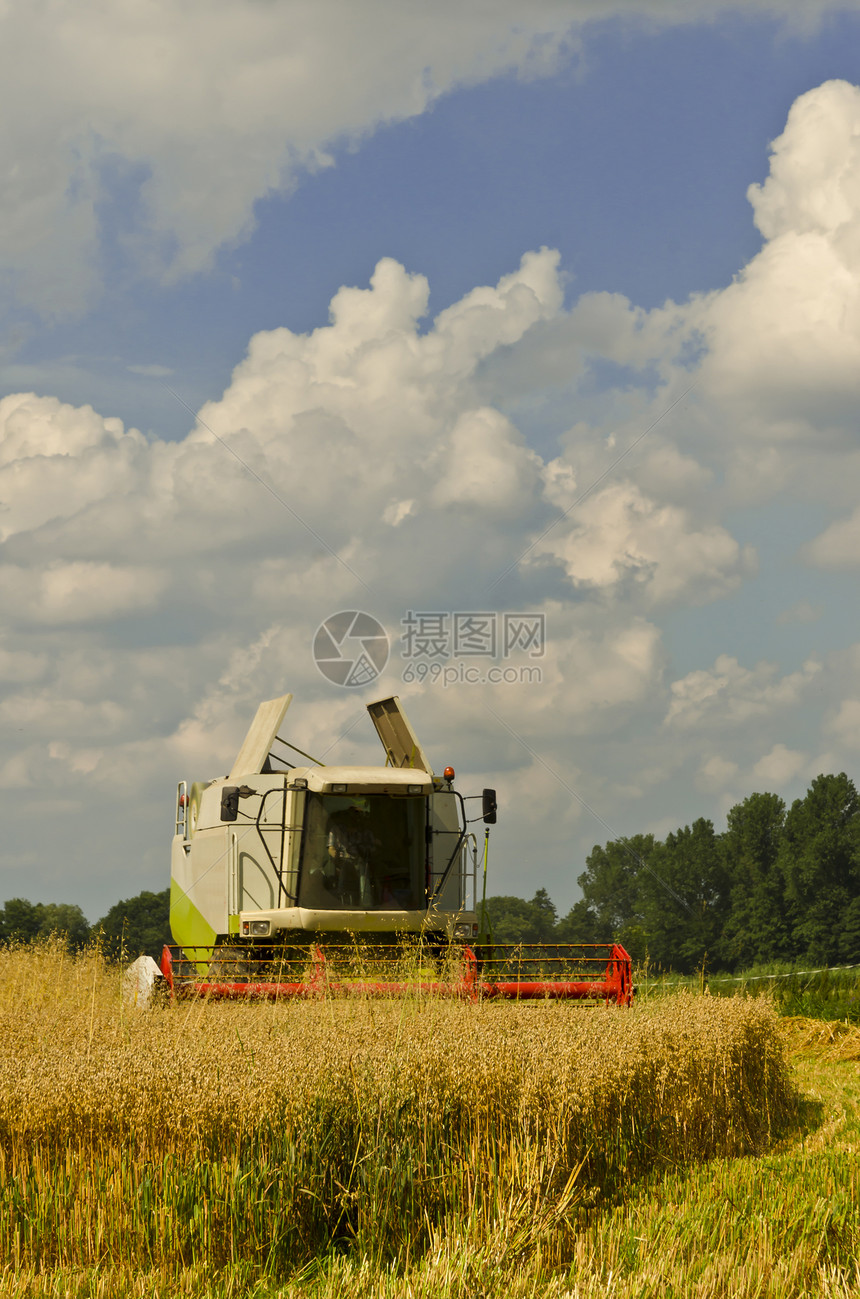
[
  {"x1": 556, "y1": 897, "x2": 602, "y2": 943},
  {"x1": 719, "y1": 791, "x2": 788, "y2": 968},
  {"x1": 37, "y1": 903, "x2": 91, "y2": 950},
  {"x1": 841, "y1": 895, "x2": 860, "y2": 965},
  {"x1": 577, "y1": 824, "x2": 730, "y2": 971},
  {"x1": 0, "y1": 898, "x2": 41, "y2": 943},
  {"x1": 778, "y1": 773, "x2": 860, "y2": 965},
  {"x1": 530, "y1": 887, "x2": 557, "y2": 933},
  {"x1": 0, "y1": 899, "x2": 90, "y2": 949},
  {"x1": 479, "y1": 889, "x2": 558, "y2": 943},
  {"x1": 94, "y1": 889, "x2": 171, "y2": 962},
  {"x1": 639, "y1": 819, "x2": 729, "y2": 973},
  {"x1": 576, "y1": 834, "x2": 656, "y2": 950}
]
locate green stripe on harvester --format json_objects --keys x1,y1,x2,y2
[{"x1": 169, "y1": 877, "x2": 217, "y2": 960}]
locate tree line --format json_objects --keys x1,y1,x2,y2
[
  {"x1": 0, "y1": 890, "x2": 170, "y2": 961},
  {"x1": 481, "y1": 772, "x2": 860, "y2": 973}
]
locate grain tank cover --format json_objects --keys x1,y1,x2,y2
[
  {"x1": 366, "y1": 696, "x2": 432, "y2": 773},
  {"x1": 228, "y1": 693, "x2": 292, "y2": 780}
]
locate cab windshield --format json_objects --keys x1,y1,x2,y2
[{"x1": 298, "y1": 793, "x2": 425, "y2": 911}]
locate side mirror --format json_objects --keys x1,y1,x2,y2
[
  {"x1": 482, "y1": 788, "x2": 497, "y2": 824},
  {"x1": 220, "y1": 786, "x2": 239, "y2": 822}
]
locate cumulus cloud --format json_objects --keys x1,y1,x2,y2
[
  {"x1": 748, "y1": 80, "x2": 860, "y2": 243},
  {"x1": 751, "y1": 743, "x2": 807, "y2": 785},
  {"x1": 0, "y1": 562, "x2": 166, "y2": 625},
  {"x1": 0, "y1": 250, "x2": 568, "y2": 706},
  {"x1": 0, "y1": 393, "x2": 147, "y2": 544},
  {"x1": 0, "y1": 643, "x2": 47, "y2": 685},
  {"x1": 1, "y1": 1, "x2": 854, "y2": 316},
  {"x1": 665, "y1": 654, "x2": 822, "y2": 730},
  {"x1": 695, "y1": 754, "x2": 739, "y2": 792},
  {"x1": 529, "y1": 479, "x2": 753, "y2": 607},
  {"x1": 825, "y1": 698, "x2": 860, "y2": 750},
  {"x1": 431, "y1": 408, "x2": 543, "y2": 515},
  {"x1": 699, "y1": 80, "x2": 860, "y2": 428},
  {"x1": 805, "y1": 506, "x2": 860, "y2": 567}
]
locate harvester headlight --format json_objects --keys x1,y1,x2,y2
[
  {"x1": 290, "y1": 778, "x2": 308, "y2": 790},
  {"x1": 407, "y1": 784, "x2": 423, "y2": 794},
  {"x1": 250, "y1": 921, "x2": 270, "y2": 936},
  {"x1": 330, "y1": 783, "x2": 348, "y2": 793}
]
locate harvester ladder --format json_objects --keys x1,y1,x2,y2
[
  {"x1": 427, "y1": 791, "x2": 476, "y2": 909},
  {"x1": 175, "y1": 781, "x2": 188, "y2": 838},
  {"x1": 255, "y1": 786, "x2": 296, "y2": 907}
]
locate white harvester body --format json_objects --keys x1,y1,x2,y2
[{"x1": 170, "y1": 694, "x2": 485, "y2": 953}]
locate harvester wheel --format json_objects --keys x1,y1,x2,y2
[{"x1": 208, "y1": 944, "x2": 254, "y2": 981}]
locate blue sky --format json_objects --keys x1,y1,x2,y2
[{"x1": 2, "y1": 2, "x2": 860, "y2": 920}]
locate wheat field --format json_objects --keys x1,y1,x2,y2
[{"x1": 1, "y1": 941, "x2": 852, "y2": 1298}]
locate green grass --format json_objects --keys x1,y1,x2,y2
[{"x1": 636, "y1": 960, "x2": 860, "y2": 1024}]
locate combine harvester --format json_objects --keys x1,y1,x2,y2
[{"x1": 161, "y1": 693, "x2": 632, "y2": 1005}]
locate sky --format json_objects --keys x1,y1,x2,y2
[{"x1": 3, "y1": 0, "x2": 860, "y2": 921}]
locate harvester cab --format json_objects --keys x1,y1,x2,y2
[{"x1": 170, "y1": 693, "x2": 487, "y2": 955}]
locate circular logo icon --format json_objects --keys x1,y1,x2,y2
[{"x1": 313, "y1": 611, "x2": 389, "y2": 687}]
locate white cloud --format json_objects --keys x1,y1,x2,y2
[
  {"x1": 0, "y1": 562, "x2": 166, "y2": 625},
  {"x1": 0, "y1": 393, "x2": 148, "y2": 545},
  {"x1": 529, "y1": 479, "x2": 753, "y2": 607},
  {"x1": 805, "y1": 506, "x2": 860, "y2": 567},
  {"x1": 825, "y1": 698, "x2": 860, "y2": 750},
  {"x1": 382, "y1": 499, "x2": 415, "y2": 528},
  {"x1": 751, "y1": 743, "x2": 807, "y2": 785},
  {"x1": 699, "y1": 80, "x2": 860, "y2": 427},
  {"x1": 2, "y1": 2, "x2": 855, "y2": 316},
  {"x1": 665, "y1": 654, "x2": 822, "y2": 730},
  {"x1": 748, "y1": 80, "x2": 860, "y2": 243},
  {"x1": 0, "y1": 644, "x2": 47, "y2": 685},
  {"x1": 0, "y1": 392, "x2": 133, "y2": 465},
  {"x1": 0, "y1": 693, "x2": 126, "y2": 739},
  {"x1": 695, "y1": 755, "x2": 739, "y2": 792},
  {"x1": 431, "y1": 408, "x2": 542, "y2": 515},
  {"x1": 527, "y1": 612, "x2": 665, "y2": 728},
  {"x1": 0, "y1": 251, "x2": 566, "y2": 726}
]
